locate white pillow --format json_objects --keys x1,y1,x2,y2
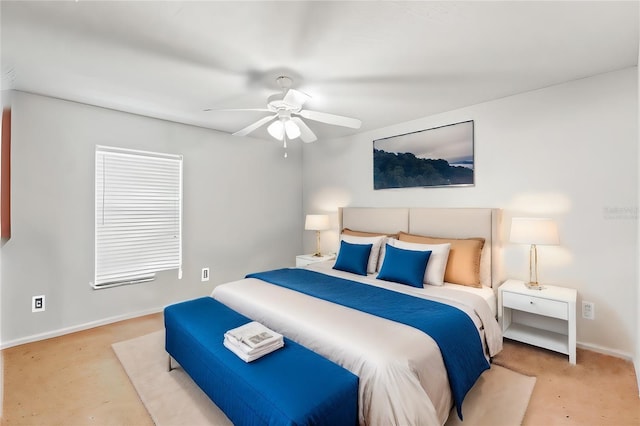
[
  {"x1": 340, "y1": 234, "x2": 386, "y2": 274},
  {"x1": 378, "y1": 237, "x2": 395, "y2": 271},
  {"x1": 384, "y1": 239, "x2": 451, "y2": 286}
]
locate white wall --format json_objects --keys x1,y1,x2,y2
[
  {"x1": 636, "y1": 43, "x2": 640, "y2": 393},
  {"x1": 303, "y1": 67, "x2": 638, "y2": 357},
  {"x1": 0, "y1": 91, "x2": 303, "y2": 347}
]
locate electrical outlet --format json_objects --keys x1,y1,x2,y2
[
  {"x1": 201, "y1": 267, "x2": 210, "y2": 282},
  {"x1": 582, "y1": 301, "x2": 595, "y2": 320},
  {"x1": 32, "y1": 295, "x2": 45, "y2": 313}
]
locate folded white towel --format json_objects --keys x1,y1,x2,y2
[
  {"x1": 225, "y1": 321, "x2": 284, "y2": 354},
  {"x1": 223, "y1": 337, "x2": 284, "y2": 362}
]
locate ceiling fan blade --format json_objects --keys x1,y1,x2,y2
[
  {"x1": 291, "y1": 117, "x2": 317, "y2": 143},
  {"x1": 204, "y1": 108, "x2": 271, "y2": 112},
  {"x1": 298, "y1": 110, "x2": 362, "y2": 129},
  {"x1": 232, "y1": 114, "x2": 278, "y2": 136},
  {"x1": 282, "y1": 88, "x2": 311, "y2": 108}
]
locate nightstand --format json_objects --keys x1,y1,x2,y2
[
  {"x1": 499, "y1": 279, "x2": 577, "y2": 364},
  {"x1": 295, "y1": 254, "x2": 335, "y2": 267}
]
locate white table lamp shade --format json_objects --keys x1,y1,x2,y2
[
  {"x1": 510, "y1": 217, "x2": 559, "y2": 245},
  {"x1": 305, "y1": 214, "x2": 330, "y2": 231},
  {"x1": 305, "y1": 214, "x2": 329, "y2": 257}
]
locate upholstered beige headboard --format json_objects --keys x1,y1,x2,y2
[{"x1": 339, "y1": 207, "x2": 503, "y2": 289}]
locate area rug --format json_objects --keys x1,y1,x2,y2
[{"x1": 113, "y1": 330, "x2": 536, "y2": 426}]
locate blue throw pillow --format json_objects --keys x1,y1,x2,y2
[
  {"x1": 333, "y1": 240, "x2": 373, "y2": 276},
  {"x1": 377, "y1": 244, "x2": 432, "y2": 288}
]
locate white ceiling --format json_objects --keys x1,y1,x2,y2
[{"x1": 2, "y1": 1, "x2": 638, "y2": 142}]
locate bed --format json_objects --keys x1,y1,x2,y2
[{"x1": 212, "y1": 207, "x2": 504, "y2": 426}]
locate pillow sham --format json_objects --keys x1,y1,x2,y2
[
  {"x1": 377, "y1": 244, "x2": 431, "y2": 288},
  {"x1": 333, "y1": 240, "x2": 373, "y2": 276},
  {"x1": 398, "y1": 232, "x2": 485, "y2": 288},
  {"x1": 386, "y1": 239, "x2": 451, "y2": 286},
  {"x1": 340, "y1": 233, "x2": 386, "y2": 274}
]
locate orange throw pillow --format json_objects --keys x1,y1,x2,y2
[
  {"x1": 398, "y1": 232, "x2": 485, "y2": 288},
  {"x1": 342, "y1": 228, "x2": 398, "y2": 239}
]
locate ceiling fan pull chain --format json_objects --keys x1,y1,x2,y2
[{"x1": 283, "y1": 135, "x2": 288, "y2": 158}]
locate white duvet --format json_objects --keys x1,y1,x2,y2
[{"x1": 211, "y1": 262, "x2": 502, "y2": 426}]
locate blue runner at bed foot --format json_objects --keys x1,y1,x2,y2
[
  {"x1": 165, "y1": 297, "x2": 359, "y2": 426},
  {"x1": 246, "y1": 268, "x2": 490, "y2": 420}
]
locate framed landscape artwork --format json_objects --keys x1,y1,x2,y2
[{"x1": 373, "y1": 120, "x2": 474, "y2": 189}]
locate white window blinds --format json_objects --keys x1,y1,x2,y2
[{"x1": 94, "y1": 146, "x2": 182, "y2": 289}]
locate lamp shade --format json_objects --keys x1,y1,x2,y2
[
  {"x1": 267, "y1": 120, "x2": 285, "y2": 140},
  {"x1": 267, "y1": 118, "x2": 301, "y2": 141},
  {"x1": 305, "y1": 214, "x2": 330, "y2": 231},
  {"x1": 284, "y1": 119, "x2": 301, "y2": 139},
  {"x1": 510, "y1": 217, "x2": 559, "y2": 245}
]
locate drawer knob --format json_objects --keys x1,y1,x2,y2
[{"x1": 530, "y1": 301, "x2": 534, "y2": 304}]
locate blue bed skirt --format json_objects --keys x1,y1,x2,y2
[{"x1": 164, "y1": 297, "x2": 359, "y2": 426}]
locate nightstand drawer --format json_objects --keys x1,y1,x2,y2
[{"x1": 502, "y1": 291, "x2": 568, "y2": 320}]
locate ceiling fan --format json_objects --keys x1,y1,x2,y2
[{"x1": 207, "y1": 76, "x2": 362, "y2": 143}]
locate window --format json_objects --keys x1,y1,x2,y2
[{"x1": 94, "y1": 146, "x2": 182, "y2": 289}]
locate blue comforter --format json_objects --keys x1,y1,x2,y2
[{"x1": 246, "y1": 268, "x2": 489, "y2": 419}]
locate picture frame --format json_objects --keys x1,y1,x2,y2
[{"x1": 373, "y1": 120, "x2": 474, "y2": 189}]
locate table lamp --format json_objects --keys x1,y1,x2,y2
[
  {"x1": 510, "y1": 217, "x2": 559, "y2": 290},
  {"x1": 305, "y1": 214, "x2": 330, "y2": 257}
]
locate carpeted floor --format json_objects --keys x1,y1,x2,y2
[
  {"x1": 492, "y1": 339, "x2": 640, "y2": 426},
  {"x1": 113, "y1": 330, "x2": 536, "y2": 426},
  {"x1": 4, "y1": 313, "x2": 637, "y2": 425}
]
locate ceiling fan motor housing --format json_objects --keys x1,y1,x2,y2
[{"x1": 267, "y1": 94, "x2": 302, "y2": 113}]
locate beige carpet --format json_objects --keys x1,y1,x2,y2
[{"x1": 113, "y1": 330, "x2": 536, "y2": 426}]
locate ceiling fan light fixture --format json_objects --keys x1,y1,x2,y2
[
  {"x1": 284, "y1": 119, "x2": 301, "y2": 139},
  {"x1": 267, "y1": 120, "x2": 285, "y2": 140}
]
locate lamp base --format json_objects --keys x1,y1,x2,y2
[
  {"x1": 526, "y1": 244, "x2": 544, "y2": 290},
  {"x1": 525, "y1": 281, "x2": 544, "y2": 290},
  {"x1": 313, "y1": 230, "x2": 322, "y2": 258}
]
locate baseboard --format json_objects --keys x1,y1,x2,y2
[
  {"x1": 576, "y1": 341, "x2": 634, "y2": 362},
  {"x1": 0, "y1": 306, "x2": 165, "y2": 350}
]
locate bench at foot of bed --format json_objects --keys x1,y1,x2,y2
[{"x1": 164, "y1": 297, "x2": 359, "y2": 426}]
